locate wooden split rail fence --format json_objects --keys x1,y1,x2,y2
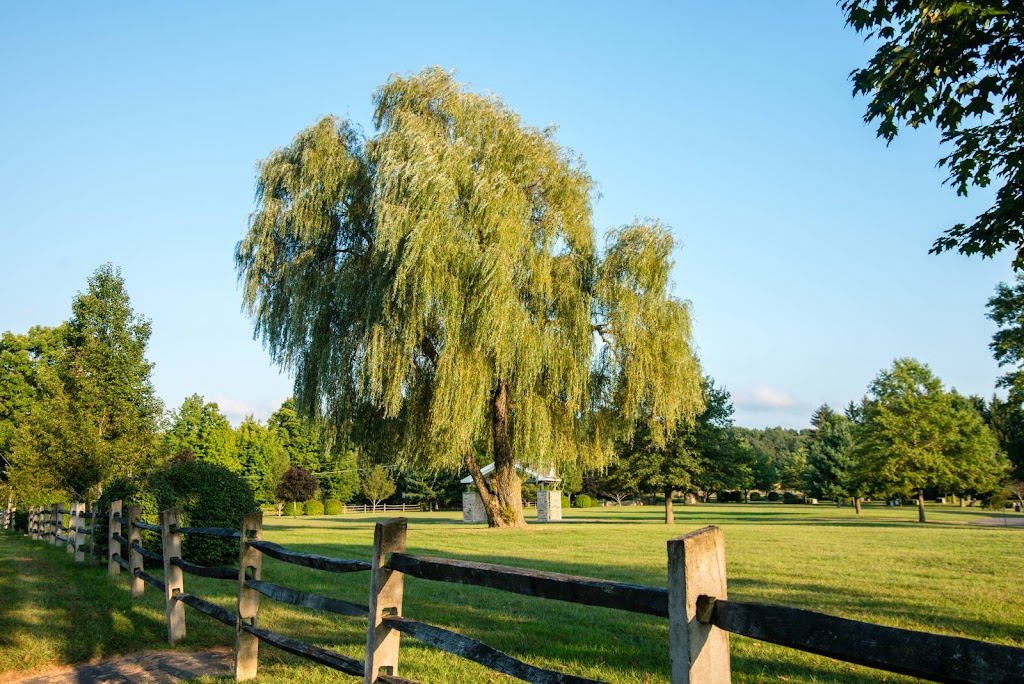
[
  {"x1": 10, "y1": 507, "x2": 1024, "y2": 683},
  {"x1": 19, "y1": 503, "x2": 100, "y2": 562}
]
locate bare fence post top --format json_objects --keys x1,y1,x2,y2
[
  {"x1": 365, "y1": 518, "x2": 408, "y2": 684},
  {"x1": 668, "y1": 525, "x2": 730, "y2": 684}
]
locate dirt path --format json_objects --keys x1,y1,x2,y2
[
  {"x1": 972, "y1": 515, "x2": 1024, "y2": 527},
  {"x1": 6, "y1": 650, "x2": 232, "y2": 684}
]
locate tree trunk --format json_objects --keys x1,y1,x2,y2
[
  {"x1": 853, "y1": 496, "x2": 862, "y2": 515},
  {"x1": 917, "y1": 488, "x2": 926, "y2": 523},
  {"x1": 463, "y1": 381, "x2": 526, "y2": 529},
  {"x1": 664, "y1": 488, "x2": 674, "y2": 524}
]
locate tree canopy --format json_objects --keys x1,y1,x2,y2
[
  {"x1": 163, "y1": 394, "x2": 239, "y2": 472},
  {"x1": 853, "y1": 358, "x2": 1006, "y2": 521},
  {"x1": 843, "y1": 1, "x2": 1024, "y2": 268},
  {"x1": 236, "y1": 67, "x2": 703, "y2": 527}
]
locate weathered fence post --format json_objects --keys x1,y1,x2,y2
[
  {"x1": 235, "y1": 511, "x2": 263, "y2": 681},
  {"x1": 161, "y1": 508, "x2": 186, "y2": 643},
  {"x1": 75, "y1": 502, "x2": 86, "y2": 562},
  {"x1": 364, "y1": 517, "x2": 407, "y2": 684},
  {"x1": 29, "y1": 506, "x2": 37, "y2": 539},
  {"x1": 127, "y1": 504, "x2": 144, "y2": 597},
  {"x1": 52, "y1": 504, "x2": 62, "y2": 546},
  {"x1": 66, "y1": 503, "x2": 78, "y2": 555},
  {"x1": 45, "y1": 504, "x2": 54, "y2": 543},
  {"x1": 667, "y1": 525, "x2": 730, "y2": 684},
  {"x1": 108, "y1": 500, "x2": 122, "y2": 576},
  {"x1": 3, "y1": 495, "x2": 12, "y2": 529}
]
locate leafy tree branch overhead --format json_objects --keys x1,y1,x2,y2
[
  {"x1": 843, "y1": 1, "x2": 1024, "y2": 268},
  {"x1": 235, "y1": 67, "x2": 703, "y2": 528}
]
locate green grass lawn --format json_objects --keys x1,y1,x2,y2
[{"x1": 1, "y1": 502, "x2": 1022, "y2": 683}]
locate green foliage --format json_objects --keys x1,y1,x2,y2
[
  {"x1": 236, "y1": 67, "x2": 703, "y2": 527},
  {"x1": 96, "y1": 460, "x2": 256, "y2": 565},
  {"x1": 843, "y1": 1, "x2": 1024, "y2": 268},
  {"x1": 323, "y1": 498, "x2": 343, "y2": 514},
  {"x1": 317, "y1": 447, "x2": 360, "y2": 503},
  {"x1": 361, "y1": 465, "x2": 396, "y2": 507},
  {"x1": 803, "y1": 404, "x2": 857, "y2": 500},
  {"x1": 574, "y1": 494, "x2": 596, "y2": 508},
  {"x1": 561, "y1": 494, "x2": 571, "y2": 509},
  {"x1": 717, "y1": 491, "x2": 743, "y2": 503},
  {"x1": 783, "y1": 491, "x2": 805, "y2": 504},
  {"x1": 767, "y1": 491, "x2": 781, "y2": 502},
  {"x1": 276, "y1": 466, "x2": 318, "y2": 509},
  {"x1": 268, "y1": 398, "x2": 322, "y2": 470},
  {"x1": 7, "y1": 265, "x2": 161, "y2": 502},
  {"x1": 235, "y1": 415, "x2": 289, "y2": 504},
  {"x1": 303, "y1": 500, "x2": 325, "y2": 516},
  {"x1": 399, "y1": 466, "x2": 462, "y2": 509},
  {"x1": 163, "y1": 394, "x2": 240, "y2": 472},
  {"x1": 749, "y1": 491, "x2": 762, "y2": 502},
  {"x1": 854, "y1": 359, "x2": 1008, "y2": 507},
  {"x1": 283, "y1": 501, "x2": 304, "y2": 516}
]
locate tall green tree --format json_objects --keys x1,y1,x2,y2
[
  {"x1": 235, "y1": 415, "x2": 289, "y2": 504},
  {"x1": 853, "y1": 358, "x2": 1007, "y2": 522},
  {"x1": 843, "y1": 2, "x2": 1024, "y2": 268},
  {"x1": 361, "y1": 465, "x2": 396, "y2": 511},
  {"x1": 163, "y1": 394, "x2": 240, "y2": 472},
  {"x1": 0, "y1": 325, "x2": 65, "y2": 499},
  {"x1": 614, "y1": 377, "x2": 735, "y2": 522},
  {"x1": 9, "y1": 265, "x2": 161, "y2": 501},
  {"x1": 236, "y1": 68, "x2": 703, "y2": 527},
  {"x1": 803, "y1": 404, "x2": 857, "y2": 503},
  {"x1": 268, "y1": 398, "x2": 322, "y2": 471}
]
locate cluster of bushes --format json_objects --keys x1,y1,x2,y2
[
  {"x1": 716, "y1": 491, "x2": 744, "y2": 503},
  {"x1": 783, "y1": 491, "x2": 806, "y2": 504},
  {"x1": 749, "y1": 492, "x2": 762, "y2": 501},
  {"x1": 97, "y1": 460, "x2": 257, "y2": 566},
  {"x1": 574, "y1": 494, "x2": 598, "y2": 508},
  {"x1": 767, "y1": 491, "x2": 782, "y2": 502}
]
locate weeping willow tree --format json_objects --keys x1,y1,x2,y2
[{"x1": 237, "y1": 67, "x2": 702, "y2": 527}]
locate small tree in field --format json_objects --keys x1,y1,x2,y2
[
  {"x1": 276, "y1": 466, "x2": 317, "y2": 518},
  {"x1": 362, "y1": 465, "x2": 396, "y2": 512}
]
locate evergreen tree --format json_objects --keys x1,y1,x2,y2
[
  {"x1": 8, "y1": 265, "x2": 161, "y2": 500},
  {"x1": 803, "y1": 404, "x2": 856, "y2": 503},
  {"x1": 236, "y1": 68, "x2": 703, "y2": 527}
]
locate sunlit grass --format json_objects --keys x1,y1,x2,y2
[{"x1": 2, "y1": 502, "x2": 1022, "y2": 683}]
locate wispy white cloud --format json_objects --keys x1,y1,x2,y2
[{"x1": 734, "y1": 385, "x2": 799, "y2": 412}]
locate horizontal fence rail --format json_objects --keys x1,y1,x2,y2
[
  {"x1": 387, "y1": 552, "x2": 669, "y2": 617},
  {"x1": 699, "y1": 596, "x2": 1024, "y2": 684},
  {"x1": 245, "y1": 579, "x2": 369, "y2": 618},
  {"x1": 247, "y1": 539, "x2": 371, "y2": 574}
]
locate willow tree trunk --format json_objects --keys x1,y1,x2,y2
[
  {"x1": 917, "y1": 489, "x2": 926, "y2": 523},
  {"x1": 464, "y1": 381, "x2": 527, "y2": 529},
  {"x1": 664, "y1": 489, "x2": 674, "y2": 524}
]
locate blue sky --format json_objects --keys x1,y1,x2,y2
[{"x1": 0, "y1": 2, "x2": 1014, "y2": 429}]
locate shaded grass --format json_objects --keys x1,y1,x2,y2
[{"x1": 1, "y1": 502, "x2": 1022, "y2": 683}]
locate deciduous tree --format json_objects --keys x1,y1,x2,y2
[
  {"x1": 276, "y1": 466, "x2": 317, "y2": 518},
  {"x1": 843, "y1": 2, "x2": 1024, "y2": 267},
  {"x1": 853, "y1": 358, "x2": 1007, "y2": 522},
  {"x1": 236, "y1": 68, "x2": 702, "y2": 527},
  {"x1": 361, "y1": 465, "x2": 396, "y2": 511},
  {"x1": 164, "y1": 394, "x2": 240, "y2": 472}
]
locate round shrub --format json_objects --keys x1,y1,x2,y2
[
  {"x1": 749, "y1": 492, "x2": 762, "y2": 502},
  {"x1": 561, "y1": 494, "x2": 571, "y2": 509},
  {"x1": 284, "y1": 501, "x2": 304, "y2": 516},
  {"x1": 575, "y1": 494, "x2": 594, "y2": 508},
  {"x1": 304, "y1": 500, "x2": 325, "y2": 516},
  {"x1": 767, "y1": 491, "x2": 781, "y2": 502},
  {"x1": 324, "y1": 499, "x2": 343, "y2": 515},
  {"x1": 96, "y1": 461, "x2": 257, "y2": 566},
  {"x1": 782, "y1": 491, "x2": 805, "y2": 504}
]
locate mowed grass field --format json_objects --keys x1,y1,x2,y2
[{"x1": 1, "y1": 502, "x2": 1022, "y2": 683}]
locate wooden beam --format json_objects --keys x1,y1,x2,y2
[
  {"x1": 247, "y1": 539, "x2": 371, "y2": 574},
  {"x1": 161, "y1": 508, "x2": 186, "y2": 643},
  {"x1": 667, "y1": 525, "x2": 729, "y2": 684},
  {"x1": 127, "y1": 505, "x2": 145, "y2": 597},
  {"x1": 386, "y1": 553, "x2": 668, "y2": 617},
  {"x1": 385, "y1": 615, "x2": 606, "y2": 684},
  {"x1": 245, "y1": 579, "x2": 368, "y2": 618},
  {"x1": 236, "y1": 511, "x2": 263, "y2": 681},
  {"x1": 706, "y1": 598, "x2": 1024, "y2": 684},
  {"x1": 365, "y1": 518, "x2": 407, "y2": 683}
]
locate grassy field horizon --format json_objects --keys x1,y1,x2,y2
[{"x1": 2, "y1": 503, "x2": 1022, "y2": 683}]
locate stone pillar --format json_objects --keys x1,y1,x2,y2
[
  {"x1": 461, "y1": 491, "x2": 487, "y2": 523},
  {"x1": 536, "y1": 489, "x2": 562, "y2": 522}
]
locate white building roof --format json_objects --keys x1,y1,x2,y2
[{"x1": 460, "y1": 462, "x2": 561, "y2": 485}]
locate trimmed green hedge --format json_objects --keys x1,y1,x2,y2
[
  {"x1": 304, "y1": 500, "x2": 325, "y2": 516},
  {"x1": 324, "y1": 499, "x2": 343, "y2": 515}
]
